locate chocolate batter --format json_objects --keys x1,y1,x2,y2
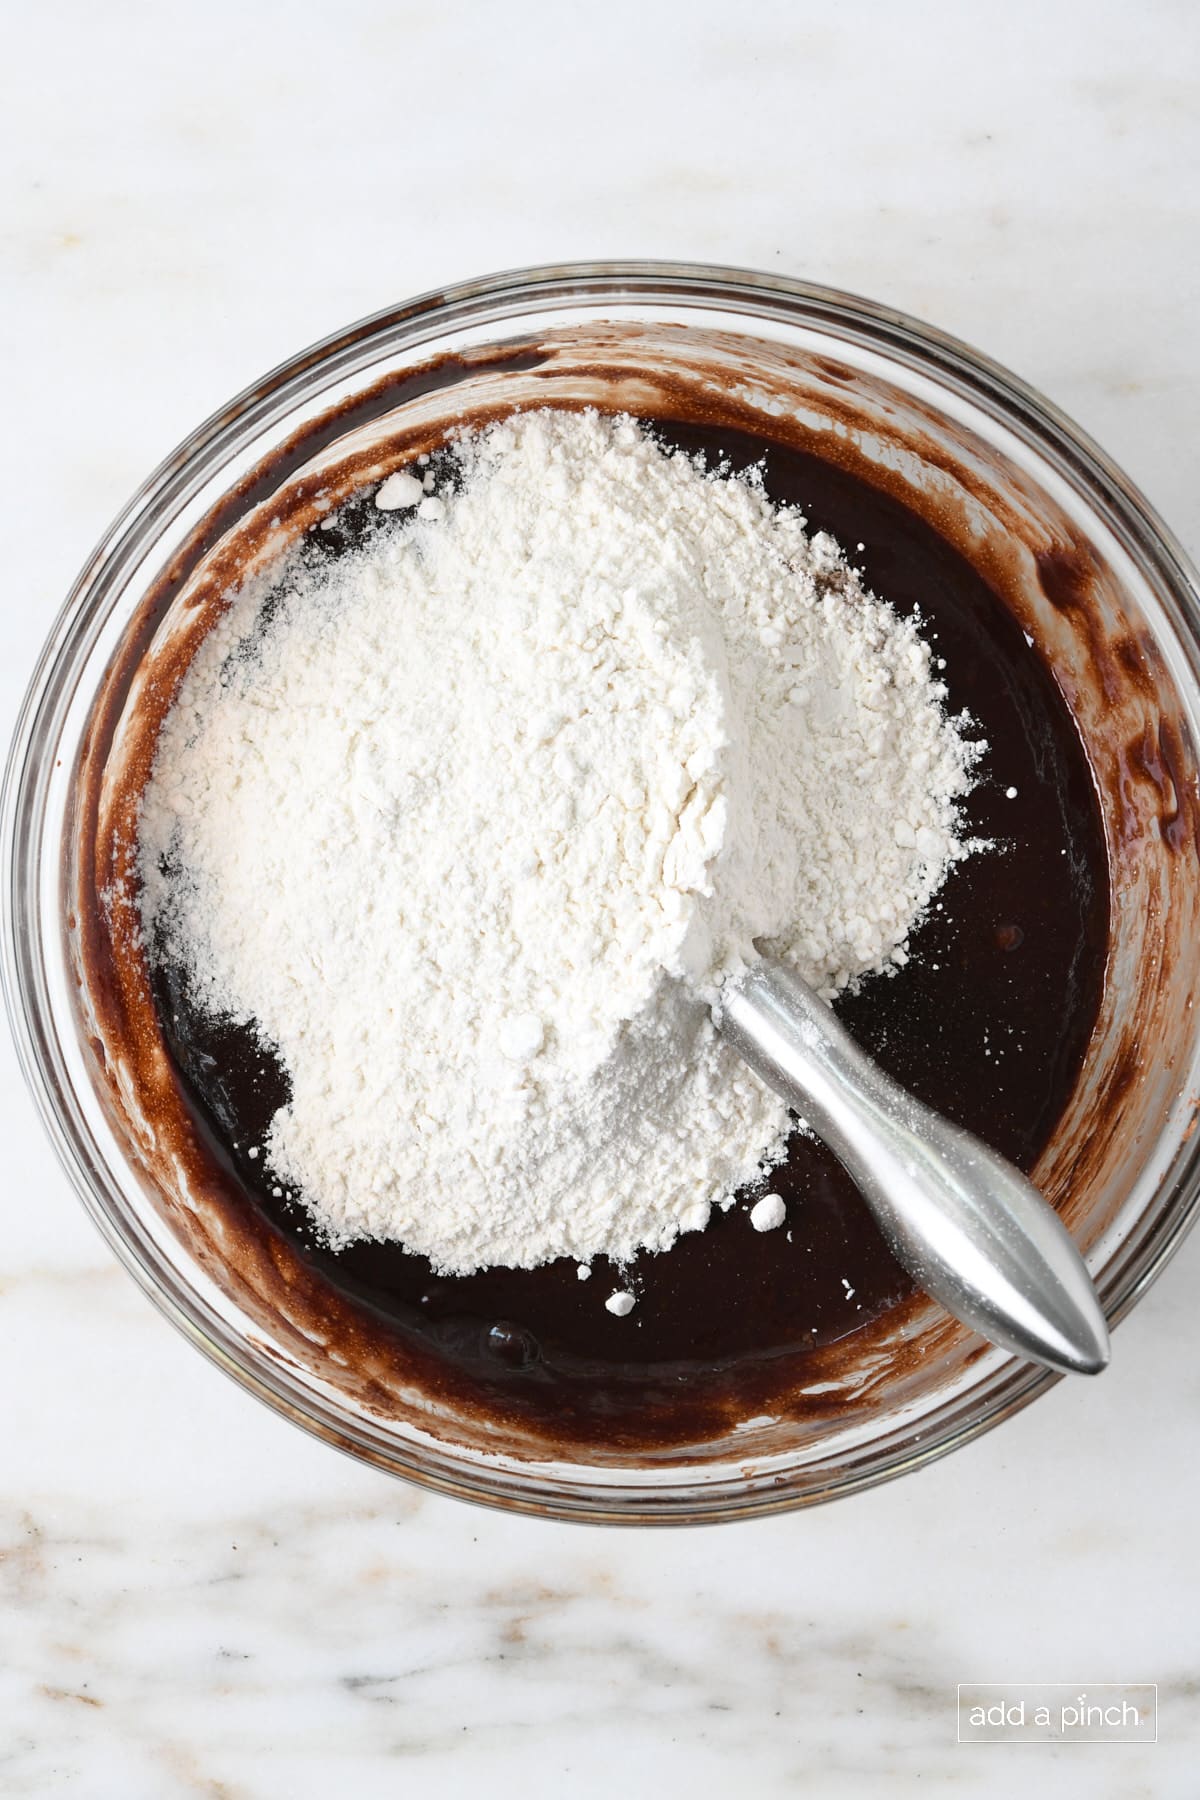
[{"x1": 144, "y1": 414, "x2": 1109, "y2": 1447}]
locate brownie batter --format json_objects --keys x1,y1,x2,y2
[{"x1": 144, "y1": 414, "x2": 1109, "y2": 1446}]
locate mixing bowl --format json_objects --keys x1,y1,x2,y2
[{"x1": 5, "y1": 262, "x2": 1200, "y2": 1522}]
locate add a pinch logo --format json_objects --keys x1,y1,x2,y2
[{"x1": 957, "y1": 1684, "x2": 1157, "y2": 1744}]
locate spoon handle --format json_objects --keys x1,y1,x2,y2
[{"x1": 716, "y1": 959, "x2": 1109, "y2": 1376}]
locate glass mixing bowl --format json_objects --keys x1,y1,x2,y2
[{"x1": 6, "y1": 263, "x2": 1200, "y2": 1523}]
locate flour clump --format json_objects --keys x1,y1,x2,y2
[{"x1": 136, "y1": 409, "x2": 982, "y2": 1275}]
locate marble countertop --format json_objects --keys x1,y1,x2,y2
[{"x1": 3, "y1": 2, "x2": 1198, "y2": 1792}]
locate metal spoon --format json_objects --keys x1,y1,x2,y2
[{"x1": 715, "y1": 958, "x2": 1110, "y2": 1375}]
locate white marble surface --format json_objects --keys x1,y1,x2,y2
[{"x1": 3, "y1": 2, "x2": 1199, "y2": 1792}]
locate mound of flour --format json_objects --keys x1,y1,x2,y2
[{"x1": 137, "y1": 409, "x2": 981, "y2": 1275}]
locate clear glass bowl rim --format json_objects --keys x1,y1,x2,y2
[{"x1": 5, "y1": 259, "x2": 1200, "y2": 1524}]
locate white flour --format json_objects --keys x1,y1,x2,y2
[{"x1": 137, "y1": 409, "x2": 982, "y2": 1276}]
